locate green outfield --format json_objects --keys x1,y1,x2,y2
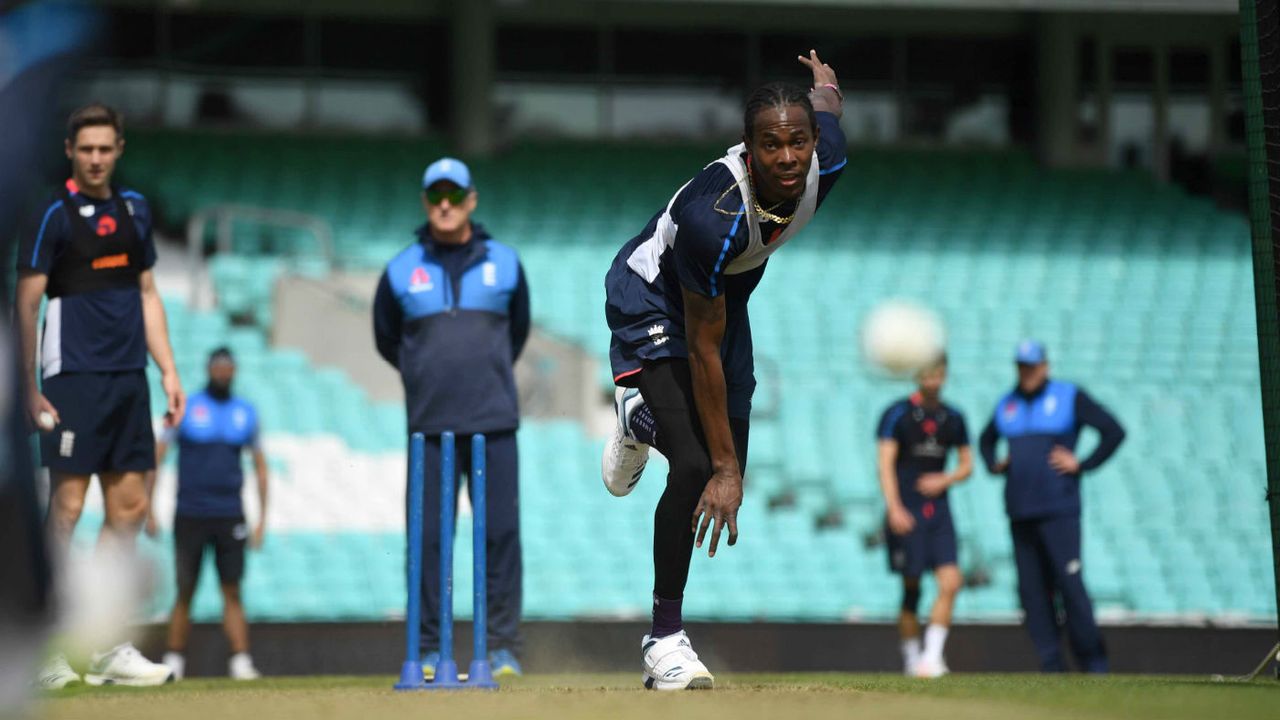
[{"x1": 40, "y1": 673, "x2": 1279, "y2": 720}]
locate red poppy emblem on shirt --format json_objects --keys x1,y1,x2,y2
[
  {"x1": 922, "y1": 418, "x2": 938, "y2": 435},
  {"x1": 95, "y1": 215, "x2": 117, "y2": 236}
]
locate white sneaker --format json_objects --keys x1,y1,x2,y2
[
  {"x1": 641, "y1": 630, "x2": 714, "y2": 691},
  {"x1": 162, "y1": 651, "x2": 185, "y2": 681},
  {"x1": 85, "y1": 643, "x2": 174, "y2": 687},
  {"x1": 602, "y1": 387, "x2": 651, "y2": 497},
  {"x1": 228, "y1": 652, "x2": 261, "y2": 680},
  {"x1": 915, "y1": 656, "x2": 950, "y2": 678},
  {"x1": 36, "y1": 654, "x2": 81, "y2": 689}
]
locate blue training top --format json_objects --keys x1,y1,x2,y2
[
  {"x1": 604, "y1": 111, "x2": 848, "y2": 418},
  {"x1": 372, "y1": 223, "x2": 530, "y2": 435},
  {"x1": 979, "y1": 379, "x2": 1126, "y2": 520},
  {"x1": 169, "y1": 390, "x2": 261, "y2": 518},
  {"x1": 18, "y1": 181, "x2": 156, "y2": 378}
]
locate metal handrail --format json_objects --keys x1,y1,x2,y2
[{"x1": 185, "y1": 204, "x2": 334, "y2": 307}]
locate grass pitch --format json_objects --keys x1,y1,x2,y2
[{"x1": 41, "y1": 673, "x2": 1279, "y2": 720}]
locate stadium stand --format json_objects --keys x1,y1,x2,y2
[{"x1": 64, "y1": 132, "x2": 1275, "y2": 625}]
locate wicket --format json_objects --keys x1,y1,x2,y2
[{"x1": 394, "y1": 431, "x2": 498, "y2": 691}]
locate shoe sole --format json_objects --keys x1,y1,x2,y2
[
  {"x1": 84, "y1": 672, "x2": 174, "y2": 687},
  {"x1": 643, "y1": 672, "x2": 715, "y2": 691}
]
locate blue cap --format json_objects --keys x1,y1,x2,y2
[
  {"x1": 422, "y1": 157, "x2": 472, "y2": 190},
  {"x1": 1015, "y1": 339, "x2": 1047, "y2": 365}
]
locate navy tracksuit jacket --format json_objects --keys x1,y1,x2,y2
[
  {"x1": 979, "y1": 379, "x2": 1126, "y2": 673},
  {"x1": 373, "y1": 222, "x2": 529, "y2": 655}
]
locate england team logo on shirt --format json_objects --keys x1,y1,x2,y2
[
  {"x1": 409, "y1": 267, "x2": 434, "y2": 293},
  {"x1": 233, "y1": 407, "x2": 248, "y2": 429},
  {"x1": 192, "y1": 404, "x2": 212, "y2": 427},
  {"x1": 648, "y1": 324, "x2": 668, "y2": 346}
]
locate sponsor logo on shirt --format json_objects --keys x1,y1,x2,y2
[
  {"x1": 482, "y1": 262, "x2": 497, "y2": 287},
  {"x1": 1043, "y1": 395, "x2": 1058, "y2": 415},
  {"x1": 409, "y1": 267, "x2": 434, "y2": 293},
  {"x1": 92, "y1": 253, "x2": 129, "y2": 270},
  {"x1": 233, "y1": 407, "x2": 248, "y2": 429},
  {"x1": 648, "y1": 324, "x2": 668, "y2": 347},
  {"x1": 191, "y1": 404, "x2": 212, "y2": 427},
  {"x1": 1003, "y1": 401, "x2": 1019, "y2": 421},
  {"x1": 95, "y1": 215, "x2": 117, "y2": 237}
]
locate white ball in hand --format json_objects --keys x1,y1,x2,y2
[{"x1": 38, "y1": 411, "x2": 56, "y2": 431}]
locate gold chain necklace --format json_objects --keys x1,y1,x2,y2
[{"x1": 712, "y1": 166, "x2": 798, "y2": 225}]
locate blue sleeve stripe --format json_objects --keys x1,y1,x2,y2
[
  {"x1": 709, "y1": 204, "x2": 744, "y2": 297},
  {"x1": 30, "y1": 200, "x2": 63, "y2": 268},
  {"x1": 878, "y1": 404, "x2": 906, "y2": 439},
  {"x1": 120, "y1": 190, "x2": 144, "y2": 199},
  {"x1": 819, "y1": 157, "x2": 847, "y2": 176}
]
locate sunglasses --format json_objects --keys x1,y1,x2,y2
[{"x1": 426, "y1": 187, "x2": 469, "y2": 206}]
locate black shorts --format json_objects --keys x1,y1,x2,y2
[
  {"x1": 174, "y1": 515, "x2": 247, "y2": 597},
  {"x1": 886, "y1": 501, "x2": 958, "y2": 579},
  {"x1": 39, "y1": 370, "x2": 154, "y2": 474}
]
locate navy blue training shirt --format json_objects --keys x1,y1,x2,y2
[
  {"x1": 979, "y1": 379, "x2": 1126, "y2": 520},
  {"x1": 167, "y1": 390, "x2": 260, "y2": 518},
  {"x1": 372, "y1": 222, "x2": 530, "y2": 435},
  {"x1": 605, "y1": 111, "x2": 847, "y2": 418},
  {"x1": 877, "y1": 394, "x2": 970, "y2": 511},
  {"x1": 17, "y1": 181, "x2": 156, "y2": 378}
]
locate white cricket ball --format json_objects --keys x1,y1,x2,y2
[
  {"x1": 860, "y1": 300, "x2": 947, "y2": 376},
  {"x1": 38, "y1": 411, "x2": 56, "y2": 431}
]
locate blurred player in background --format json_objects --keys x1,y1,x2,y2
[
  {"x1": 979, "y1": 340, "x2": 1126, "y2": 673},
  {"x1": 601, "y1": 51, "x2": 846, "y2": 690},
  {"x1": 147, "y1": 347, "x2": 267, "y2": 681},
  {"x1": 16, "y1": 102, "x2": 185, "y2": 687},
  {"x1": 373, "y1": 157, "x2": 530, "y2": 678},
  {"x1": 876, "y1": 355, "x2": 972, "y2": 677}
]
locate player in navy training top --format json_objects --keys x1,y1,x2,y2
[
  {"x1": 876, "y1": 355, "x2": 972, "y2": 677},
  {"x1": 979, "y1": 340, "x2": 1125, "y2": 673},
  {"x1": 372, "y1": 157, "x2": 529, "y2": 679},
  {"x1": 600, "y1": 51, "x2": 847, "y2": 690},
  {"x1": 15, "y1": 104, "x2": 184, "y2": 687},
  {"x1": 149, "y1": 348, "x2": 268, "y2": 681}
]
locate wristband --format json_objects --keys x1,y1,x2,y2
[{"x1": 820, "y1": 83, "x2": 843, "y2": 101}]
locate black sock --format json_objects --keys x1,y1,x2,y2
[{"x1": 651, "y1": 594, "x2": 683, "y2": 638}]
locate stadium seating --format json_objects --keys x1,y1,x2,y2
[{"x1": 68, "y1": 132, "x2": 1276, "y2": 625}]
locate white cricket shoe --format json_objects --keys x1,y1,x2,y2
[
  {"x1": 162, "y1": 651, "x2": 185, "y2": 681},
  {"x1": 36, "y1": 654, "x2": 81, "y2": 689},
  {"x1": 641, "y1": 630, "x2": 714, "y2": 691},
  {"x1": 228, "y1": 652, "x2": 261, "y2": 680},
  {"x1": 602, "y1": 387, "x2": 651, "y2": 497},
  {"x1": 84, "y1": 643, "x2": 174, "y2": 687},
  {"x1": 914, "y1": 656, "x2": 950, "y2": 678}
]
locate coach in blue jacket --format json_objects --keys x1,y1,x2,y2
[
  {"x1": 979, "y1": 340, "x2": 1125, "y2": 673},
  {"x1": 373, "y1": 158, "x2": 530, "y2": 677}
]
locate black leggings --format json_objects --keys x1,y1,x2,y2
[{"x1": 637, "y1": 358, "x2": 749, "y2": 599}]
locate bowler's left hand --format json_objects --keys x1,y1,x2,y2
[{"x1": 1048, "y1": 446, "x2": 1080, "y2": 475}]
